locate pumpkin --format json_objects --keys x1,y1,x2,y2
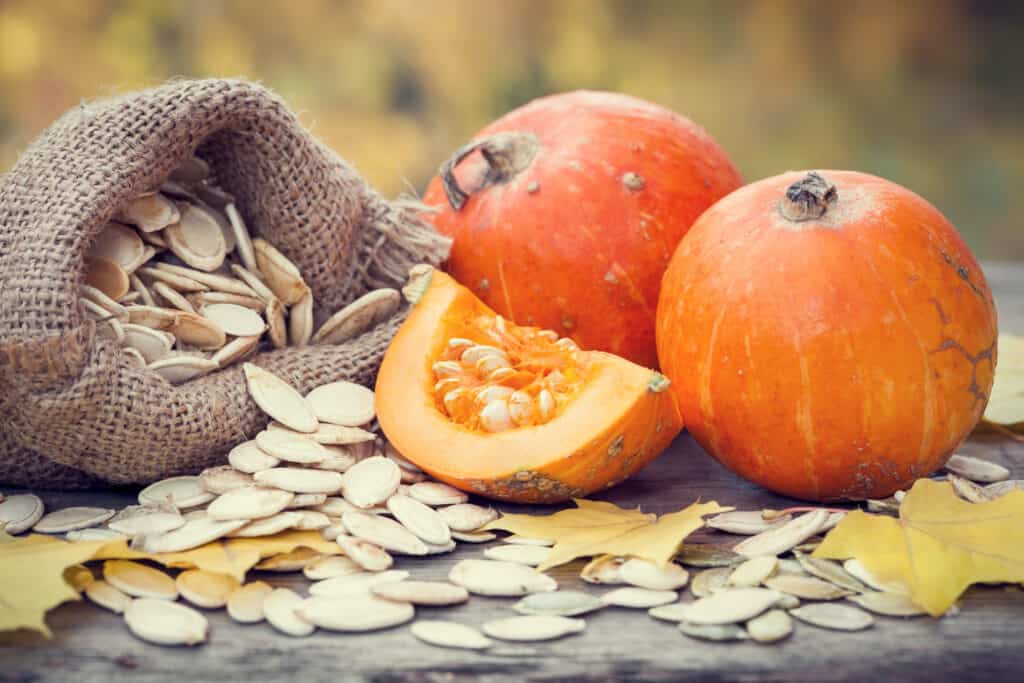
[
  {"x1": 375, "y1": 267, "x2": 683, "y2": 503},
  {"x1": 656, "y1": 170, "x2": 998, "y2": 501},
  {"x1": 422, "y1": 90, "x2": 743, "y2": 368}
]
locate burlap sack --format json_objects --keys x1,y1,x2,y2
[{"x1": 0, "y1": 79, "x2": 450, "y2": 489}]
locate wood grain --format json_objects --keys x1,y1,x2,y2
[{"x1": 1, "y1": 262, "x2": 1021, "y2": 683}]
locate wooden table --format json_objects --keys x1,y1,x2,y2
[{"x1": 2, "y1": 263, "x2": 1021, "y2": 682}]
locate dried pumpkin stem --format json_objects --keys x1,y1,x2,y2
[
  {"x1": 439, "y1": 132, "x2": 540, "y2": 210},
  {"x1": 779, "y1": 171, "x2": 838, "y2": 222}
]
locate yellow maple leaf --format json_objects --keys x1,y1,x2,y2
[
  {"x1": 814, "y1": 478, "x2": 1024, "y2": 616},
  {"x1": 981, "y1": 333, "x2": 1022, "y2": 434},
  {"x1": 484, "y1": 498, "x2": 728, "y2": 571}
]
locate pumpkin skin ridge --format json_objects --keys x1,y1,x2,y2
[
  {"x1": 656, "y1": 170, "x2": 998, "y2": 502},
  {"x1": 376, "y1": 269, "x2": 682, "y2": 503}
]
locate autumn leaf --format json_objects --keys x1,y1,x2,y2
[
  {"x1": 484, "y1": 498, "x2": 729, "y2": 571},
  {"x1": 813, "y1": 478, "x2": 1024, "y2": 616},
  {"x1": 979, "y1": 333, "x2": 1023, "y2": 436}
]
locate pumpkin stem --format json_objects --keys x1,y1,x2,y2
[
  {"x1": 779, "y1": 171, "x2": 838, "y2": 222},
  {"x1": 439, "y1": 132, "x2": 540, "y2": 210}
]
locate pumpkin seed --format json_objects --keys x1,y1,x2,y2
[
  {"x1": 449, "y1": 559, "x2": 558, "y2": 596},
  {"x1": 33, "y1": 506, "x2": 114, "y2": 534},
  {"x1": 164, "y1": 203, "x2": 227, "y2": 272},
  {"x1": 89, "y1": 222, "x2": 147, "y2": 272},
  {"x1": 676, "y1": 588, "x2": 782, "y2": 625},
  {"x1": 335, "y1": 534, "x2": 395, "y2": 571},
  {"x1": 409, "y1": 481, "x2": 469, "y2": 506},
  {"x1": 126, "y1": 304, "x2": 178, "y2": 330},
  {"x1": 122, "y1": 323, "x2": 174, "y2": 363},
  {"x1": 312, "y1": 445, "x2": 358, "y2": 472},
  {"x1": 253, "y1": 467, "x2": 343, "y2": 494},
  {"x1": 822, "y1": 511, "x2": 846, "y2": 531},
  {"x1": 309, "y1": 570, "x2": 410, "y2": 597},
  {"x1": 117, "y1": 192, "x2": 180, "y2": 232},
  {"x1": 64, "y1": 564, "x2": 95, "y2": 591},
  {"x1": 301, "y1": 423, "x2": 376, "y2": 446},
  {"x1": 866, "y1": 497, "x2": 902, "y2": 514},
  {"x1": 513, "y1": 590, "x2": 605, "y2": 617},
  {"x1": 80, "y1": 284, "x2": 130, "y2": 320},
  {"x1": 243, "y1": 363, "x2": 318, "y2": 433},
  {"x1": 84, "y1": 580, "x2": 132, "y2": 613},
  {"x1": 728, "y1": 556, "x2": 778, "y2": 587},
  {"x1": 198, "y1": 465, "x2": 254, "y2": 494},
  {"x1": 153, "y1": 262, "x2": 256, "y2": 298},
  {"x1": 848, "y1": 591, "x2": 927, "y2": 617},
  {"x1": 254, "y1": 429, "x2": 329, "y2": 464},
  {"x1": 371, "y1": 580, "x2": 469, "y2": 606},
  {"x1": 311, "y1": 288, "x2": 401, "y2": 345},
  {"x1": 103, "y1": 560, "x2": 178, "y2": 600},
  {"x1": 342, "y1": 510, "x2": 428, "y2": 555},
  {"x1": 734, "y1": 509, "x2": 830, "y2": 558},
  {"x1": 129, "y1": 274, "x2": 157, "y2": 306},
  {"x1": 0, "y1": 493, "x2": 43, "y2": 534},
  {"x1": 229, "y1": 511, "x2": 303, "y2": 537},
  {"x1": 341, "y1": 456, "x2": 401, "y2": 508},
  {"x1": 252, "y1": 238, "x2": 308, "y2": 305},
  {"x1": 843, "y1": 559, "x2": 910, "y2": 594},
  {"x1": 764, "y1": 575, "x2": 854, "y2": 600},
  {"x1": 288, "y1": 290, "x2": 314, "y2": 348},
  {"x1": 121, "y1": 346, "x2": 148, "y2": 368},
  {"x1": 677, "y1": 544, "x2": 744, "y2": 567},
  {"x1": 225, "y1": 203, "x2": 258, "y2": 273},
  {"x1": 263, "y1": 588, "x2": 315, "y2": 637},
  {"x1": 690, "y1": 567, "x2": 732, "y2": 598},
  {"x1": 226, "y1": 580, "x2": 272, "y2": 624},
  {"x1": 483, "y1": 544, "x2": 550, "y2": 567},
  {"x1": 789, "y1": 603, "x2": 874, "y2": 631},
  {"x1": 176, "y1": 569, "x2": 240, "y2": 609},
  {"x1": 600, "y1": 587, "x2": 677, "y2": 608},
  {"x1": 411, "y1": 620, "x2": 493, "y2": 650},
  {"x1": 124, "y1": 598, "x2": 209, "y2": 646},
  {"x1": 984, "y1": 479, "x2": 1024, "y2": 498},
  {"x1": 299, "y1": 595, "x2": 414, "y2": 632},
  {"x1": 138, "y1": 476, "x2": 214, "y2": 509},
  {"x1": 141, "y1": 517, "x2": 248, "y2": 553},
  {"x1": 228, "y1": 440, "x2": 281, "y2": 473},
  {"x1": 439, "y1": 503, "x2": 498, "y2": 532},
  {"x1": 646, "y1": 602, "x2": 692, "y2": 622},
  {"x1": 945, "y1": 453, "x2": 1010, "y2": 483},
  {"x1": 386, "y1": 493, "x2": 451, "y2": 545},
  {"x1": 305, "y1": 381, "x2": 376, "y2": 427},
  {"x1": 707, "y1": 510, "x2": 792, "y2": 535},
  {"x1": 294, "y1": 510, "x2": 331, "y2": 530},
  {"x1": 86, "y1": 257, "x2": 131, "y2": 299},
  {"x1": 451, "y1": 530, "x2": 497, "y2": 543},
  {"x1": 320, "y1": 521, "x2": 348, "y2": 542},
  {"x1": 207, "y1": 486, "x2": 294, "y2": 521},
  {"x1": 230, "y1": 264, "x2": 276, "y2": 303},
  {"x1": 793, "y1": 551, "x2": 867, "y2": 592},
  {"x1": 266, "y1": 297, "x2": 288, "y2": 349},
  {"x1": 149, "y1": 355, "x2": 219, "y2": 384},
  {"x1": 746, "y1": 609, "x2": 793, "y2": 643},
  {"x1": 152, "y1": 280, "x2": 198, "y2": 313},
  {"x1": 482, "y1": 615, "x2": 585, "y2": 642},
  {"x1": 199, "y1": 303, "x2": 265, "y2": 337},
  {"x1": 774, "y1": 593, "x2": 801, "y2": 609},
  {"x1": 383, "y1": 441, "x2": 422, "y2": 472},
  {"x1": 192, "y1": 291, "x2": 265, "y2": 312},
  {"x1": 302, "y1": 555, "x2": 362, "y2": 580},
  {"x1": 948, "y1": 472, "x2": 993, "y2": 503},
  {"x1": 169, "y1": 311, "x2": 226, "y2": 349},
  {"x1": 253, "y1": 547, "x2": 321, "y2": 572},
  {"x1": 503, "y1": 535, "x2": 554, "y2": 547},
  {"x1": 678, "y1": 621, "x2": 750, "y2": 642},
  {"x1": 138, "y1": 265, "x2": 208, "y2": 293},
  {"x1": 313, "y1": 496, "x2": 359, "y2": 517},
  {"x1": 424, "y1": 539, "x2": 458, "y2": 555},
  {"x1": 619, "y1": 558, "x2": 690, "y2": 591},
  {"x1": 66, "y1": 528, "x2": 126, "y2": 542}
]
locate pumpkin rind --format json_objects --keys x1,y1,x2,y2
[
  {"x1": 423, "y1": 90, "x2": 743, "y2": 368},
  {"x1": 656, "y1": 170, "x2": 998, "y2": 502},
  {"x1": 376, "y1": 269, "x2": 682, "y2": 503}
]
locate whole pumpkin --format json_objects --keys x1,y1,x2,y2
[
  {"x1": 656, "y1": 170, "x2": 998, "y2": 501},
  {"x1": 423, "y1": 91, "x2": 743, "y2": 368}
]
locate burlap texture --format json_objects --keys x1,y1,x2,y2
[{"x1": 0, "y1": 79, "x2": 450, "y2": 489}]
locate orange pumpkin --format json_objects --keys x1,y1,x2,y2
[
  {"x1": 422, "y1": 90, "x2": 743, "y2": 368},
  {"x1": 376, "y1": 267, "x2": 683, "y2": 503},
  {"x1": 656, "y1": 171, "x2": 998, "y2": 501}
]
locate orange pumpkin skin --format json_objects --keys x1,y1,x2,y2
[
  {"x1": 423, "y1": 91, "x2": 743, "y2": 369},
  {"x1": 375, "y1": 268, "x2": 683, "y2": 504},
  {"x1": 656, "y1": 170, "x2": 998, "y2": 502}
]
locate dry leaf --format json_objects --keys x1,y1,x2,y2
[
  {"x1": 813, "y1": 479, "x2": 1024, "y2": 616},
  {"x1": 980, "y1": 333, "x2": 1023, "y2": 434},
  {"x1": 484, "y1": 499, "x2": 728, "y2": 571}
]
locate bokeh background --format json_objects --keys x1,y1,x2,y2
[{"x1": 1, "y1": 0, "x2": 1021, "y2": 259}]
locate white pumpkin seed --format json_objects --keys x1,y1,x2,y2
[
  {"x1": 117, "y1": 193, "x2": 180, "y2": 233},
  {"x1": 198, "y1": 465, "x2": 254, "y2": 494},
  {"x1": 678, "y1": 621, "x2": 750, "y2": 641},
  {"x1": 619, "y1": 558, "x2": 690, "y2": 591},
  {"x1": 342, "y1": 510, "x2": 428, "y2": 555},
  {"x1": 945, "y1": 453, "x2": 1010, "y2": 483},
  {"x1": 298, "y1": 595, "x2": 414, "y2": 632},
  {"x1": 229, "y1": 264, "x2": 276, "y2": 303},
  {"x1": 334, "y1": 534, "x2": 394, "y2": 571},
  {"x1": 302, "y1": 555, "x2": 362, "y2": 580},
  {"x1": 793, "y1": 551, "x2": 867, "y2": 592},
  {"x1": 141, "y1": 517, "x2": 248, "y2": 553},
  {"x1": 774, "y1": 593, "x2": 801, "y2": 609},
  {"x1": 89, "y1": 222, "x2": 147, "y2": 272},
  {"x1": 253, "y1": 467, "x2": 343, "y2": 494},
  {"x1": 84, "y1": 579, "x2": 132, "y2": 613},
  {"x1": 295, "y1": 510, "x2": 331, "y2": 530},
  {"x1": 207, "y1": 486, "x2": 294, "y2": 521},
  {"x1": 149, "y1": 355, "x2": 219, "y2": 384},
  {"x1": 226, "y1": 580, "x2": 272, "y2": 624},
  {"x1": 311, "y1": 288, "x2": 401, "y2": 345},
  {"x1": 647, "y1": 603, "x2": 692, "y2": 622},
  {"x1": 985, "y1": 479, "x2": 1024, "y2": 498},
  {"x1": 503, "y1": 535, "x2": 554, "y2": 547},
  {"x1": 600, "y1": 587, "x2": 677, "y2": 608},
  {"x1": 733, "y1": 509, "x2": 830, "y2": 558},
  {"x1": 0, "y1": 492, "x2": 43, "y2": 533},
  {"x1": 790, "y1": 603, "x2": 874, "y2": 631},
  {"x1": 122, "y1": 323, "x2": 174, "y2": 363},
  {"x1": 86, "y1": 257, "x2": 131, "y2": 300},
  {"x1": 228, "y1": 440, "x2": 281, "y2": 473},
  {"x1": 580, "y1": 555, "x2": 626, "y2": 585},
  {"x1": 341, "y1": 456, "x2": 401, "y2": 508},
  {"x1": 299, "y1": 423, "x2": 376, "y2": 446},
  {"x1": 120, "y1": 346, "x2": 148, "y2": 369},
  {"x1": 483, "y1": 544, "x2": 551, "y2": 567},
  {"x1": 164, "y1": 203, "x2": 227, "y2": 272},
  {"x1": 176, "y1": 569, "x2": 240, "y2": 609},
  {"x1": 313, "y1": 445, "x2": 358, "y2": 472},
  {"x1": 386, "y1": 493, "x2": 451, "y2": 545},
  {"x1": 263, "y1": 588, "x2": 315, "y2": 637},
  {"x1": 320, "y1": 521, "x2": 347, "y2": 542},
  {"x1": 690, "y1": 567, "x2": 732, "y2": 598},
  {"x1": 288, "y1": 290, "x2": 314, "y2": 348},
  {"x1": 677, "y1": 544, "x2": 744, "y2": 567},
  {"x1": 138, "y1": 265, "x2": 208, "y2": 293},
  {"x1": 949, "y1": 472, "x2": 995, "y2": 502},
  {"x1": 309, "y1": 570, "x2": 410, "y2": 597},
  {"x1": 80, "y1": 284, "x2": 130, "y2": 321},
  {"x1": 513, "y1": 590, "x2": 605, "y2": 617},
  {"x1": 153, "y1": 262, "x2": 255, "y2": 298},
  {"x1": 199, "y1": 303, "x2": 265, "y2": 337},
  {"x1": 66, "y1": 528, "x2": 125, "y2": 542},
  {"x1": 424, "y1": 539, "x2": 458, "y2": 555},
  {"x1": 229, "y1": 511, "x2": 303, "y2": 537},
  {"x1": 482, "y1": 615, "x2": 585, "y2": 642},
  {"x1": 371, "y1": 580, "x2": 469, "y2": 605},
  {"x1": 451, "y1": 530, "x2": 497, "y2": 543},
  {"x1": 409, "y1": 481, "x2": 469, "y2": 506},
  {"x1": 103, "y1": 560, "x2": 178, "y2": 600},
  {"x1": 124, "y1": 598, "x2": 208, "y2": 646},
  {"x1": 254, "y1": 429, "x2": 329, "y2": 464},
  {"x1": 243, "y1": 363, "x2": 318, "y2": 433},
  {"x1": 313, "y1": 496, "x2": 359, "y2": 517},
  {"x1": 843, "y1": 559, "x2": 910, "y2": 594},
  {"x1": 822, "y1": 511, "x2": 846, "y2": 531},
  {"x1": 224, "y1": 203, "x2": 258, "y2": 272},
  {"x1": 126, "y1": 305, "x2": 178, "y2": 330},
  {"x1": 152, "y1": 280, "x2": 198, "y2": 313},
  {"x1": 306, "y1": 381, "x2": 376, "y2": 427},
  {"x1": 449, "y1": 559, "x2": 558, "y2": 596},
  {"x1": 764, "y1": 574, "x2": 854, "y2": 600},
  {"x1": 439, "y1": 503, "x2": 498, "y2": 532},
  {"x1": 252, "y1": 238, "x2": 308, "y2": 305},
  {"x1": 746, "y1": 609, "x2": 793, "y2": 642},
  {"x1": 138, "y1": 476, "x2": 213, "y2": 509},
  {"x1": 411, "y1": 620, "x2": 492, "y2": 650},
  {"x1": 848, "y1": 591, "x2": 927, "y2": 617},
  {"x1": 677, "y1": 588, "x2": 782, "y2": 625},
  {"x1": 707, "y1": 510, "x2": 793, "y2": 535},
  {"x1": 728, "y1": 556, "x2": 779, "y2": 587},
  {"x1": 33, "y1": 506, "x2": 114, "y2": 534}
]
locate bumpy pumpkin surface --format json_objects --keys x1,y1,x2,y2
[
  {"x1": 423, "y1": 90, "x2": 742, "y2": 368},
  {"x1": 656, "y1": 170, "x2": 998, "y2": 501},
  {"x1": 376, "y1": 268, "x2": 683, "y2": 503}
]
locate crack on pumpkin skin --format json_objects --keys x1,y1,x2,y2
[
  {"x1": 928, "y1": 298, "x2": 951, "y2": 325},
  {"x1": 931, "y1": 337, "x2": 996, "y2": 406},
  {"x1": 464, "y1": 471, "x2": 584, "y2": 503},
  {"x1": 938, "y1": 249, "x2": 986, "y2": 300},
  {"x1": 837, "y1": 456, "x2": 914, "y2": 501}
]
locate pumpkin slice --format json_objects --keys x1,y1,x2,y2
[{"x1": 375, "y1": 268, "x2": 683, "y2": 503}]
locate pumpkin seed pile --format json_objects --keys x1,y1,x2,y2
[
  {"x1": 5, "y1": 443, "x2": 1015, "y2": 649},
  {"x1": 79, "y1": 155, "x2": 401, "y2": 383}
]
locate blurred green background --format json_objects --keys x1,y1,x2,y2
[{"x1": 1, "y1": 0, "x2": 1021, "y2": 259}]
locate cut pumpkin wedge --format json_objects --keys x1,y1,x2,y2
[{"x1": 375, "y1": 267, "x2": 683, "y2": 503}]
